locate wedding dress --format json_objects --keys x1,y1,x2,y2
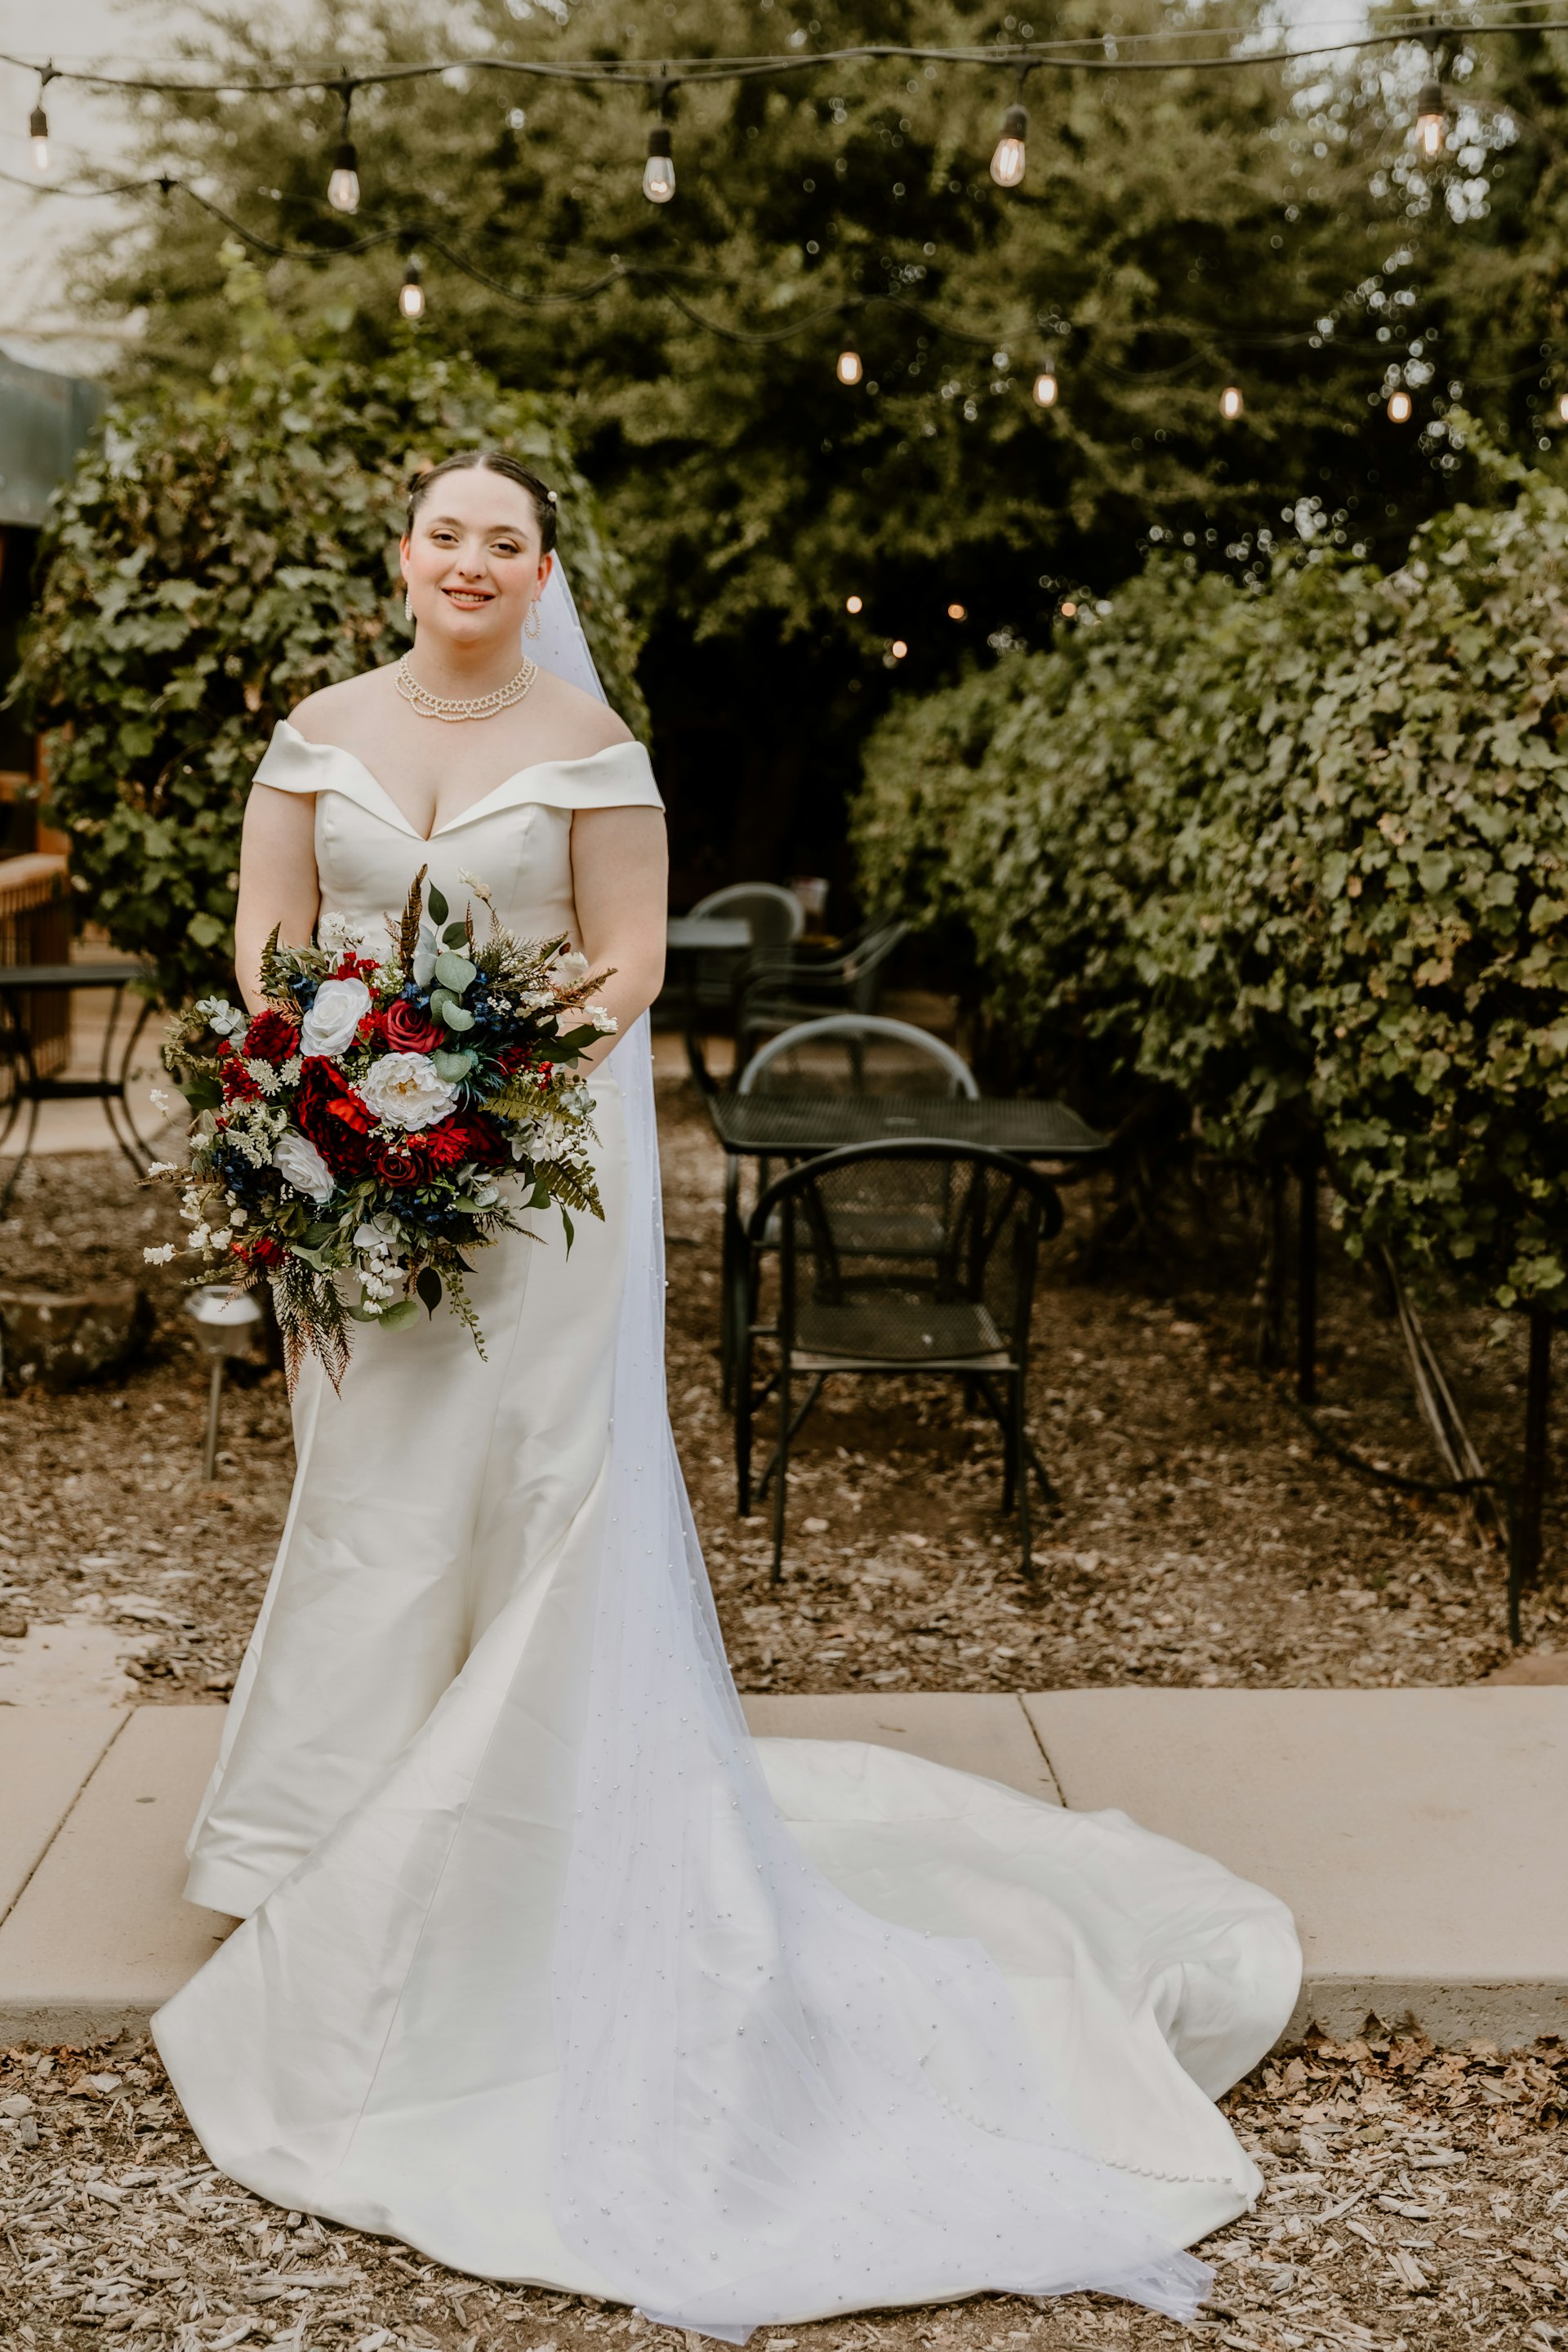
[{"x1": 153, "y1": 569, "x2": 1301, "y2": 2341}]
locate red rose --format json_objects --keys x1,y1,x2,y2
[
  {"x1": 371, "y1": 1135, "x2": 423, "y2": 1187},
  {"x1": 243, "y1": 1009, "x2": 301, "y2": 1067},
  {"x1": 384, "y1": 999, "x2": 443, "y2": 1054}
]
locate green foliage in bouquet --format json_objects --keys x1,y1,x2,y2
[
  {"x1": 13, "y1": 248, "x2": 647, "y2": 1009},
  {"x1": 853, "y1": 439, "x2": 1568, "y2": 1311}
]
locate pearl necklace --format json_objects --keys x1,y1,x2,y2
[{"x1": 394, "y1": 653, "x2": 538, "y2": 724}]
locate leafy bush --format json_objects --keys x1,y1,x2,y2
[
  {"x1": 854, "y1": 449, "x2": 1568, "y2": 1309},
  {"x1": 16, "y1": 253, "x2": 646, "y2": 1009}
]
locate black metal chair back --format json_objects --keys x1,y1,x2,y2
[{"x1": 737, "y1": 1142, "x2": 1063, "y2": 1582}]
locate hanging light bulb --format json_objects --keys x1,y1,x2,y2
[
  {"x1": 990, "y1": 102, "x2": 1028, "y2": 189},
  {"x1": 1558, "y1": 392, "x2": 1568, "y2": 425},
  {"x1": 836, "y1": 349, "x2": 863, "y2": 385},
  {"x1": 643, "y1": 124, "x2": 675, "y2": 203},
  {"x1": 845, "y1": 595, "x2": 863, "y2": 613},
  {"x1": 327, "y1": 137, "x2": 360, "y2": 213},
  {"x1": 1220, "y1": 384, "x2": 1244, "y2": 421},
  {"x1": 399, "y1": 256, "x2": 425, "y2": 320},
  {"x1": 1414, "y1": 77, "x2": 1446, "y2": 161},
  {"x1": 1032, "y1": 368, "x2": 1058, "y2": 408},
  {"x1": 29, "y1": 98, "x2": 49, "y2": 176},
  {"x1": 1388, "y1": 387, "x2": 1412, "y2": 423}
]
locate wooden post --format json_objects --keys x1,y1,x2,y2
[
  {"x1": 1516, "y1": 1307, "x2": 1553, "y2": 1592},
  {"x1": 1297, "y1": 1143, "x2": 1319, "y2": 1408}
]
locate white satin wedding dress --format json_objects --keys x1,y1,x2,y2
[{"x1": 153, "y1": 582, "x2": 1301, "y2": 2341}]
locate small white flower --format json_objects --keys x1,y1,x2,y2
[
  {"x1": 150, "y1": 1087, "x2": 172, "y2": 1113},
  {"x1": 243, "y1": 1058, "x2": 283, "y2": 1097},
  {"x1": 142, "y1": 1243, "x2": 176, "y2": 1265},
  {"x1": 354, "y1": 1214, "x2": 400, "y2": 1252},
  {"x1": 145, "y1": 1160, "x2": 180, "y2": 1178},
  {"x1": 411, "y1": 921, "x2": 440, "y2": 990},
  {"x1": 271, "y1": 1128, "x2": 335, "y2": 1202},
  {"x1": 186, "y1": 1225, "x2": 211, "y2": 1253},
  {"x1": 586, "y1": 1003, "x2": 618, "y2": 1036},
  {"x1": 318, "y1": 911, "x2": 375, "y2": 956},
  {"x1": 195, "y1": 996, "x2": 247, "y2": 1037},
  {"x1": 300, "y1": 976, "x2": 372, "y2": 1059},
  {"x1": 229, "y1": 1207, "x2": 247, "y2": 1227},
  {"x1": 356, "y1": 1050, "x2": 458, "y2": 1132},
  {"x1": 548, "y1": 948, "x2": 590, "y2": 988}
]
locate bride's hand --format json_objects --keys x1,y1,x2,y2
[{"x1": 569, "y1": 804, "x2": 669, "y2": 1065}]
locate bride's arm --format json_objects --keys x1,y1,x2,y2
[
  {"x1": 234, "y1": 784, "x2": 321, "y2": 1013},
  {"x1": 570, "y1": 805, "x2": 669, "y2": 1067}
]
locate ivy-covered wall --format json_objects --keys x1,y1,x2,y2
[
  {"x1": 14, "y1": 252, "x2": 646, "y2": 1010},
  {"x1": 853, "y1": 440, "x2": 1568, "y2": 1312}
]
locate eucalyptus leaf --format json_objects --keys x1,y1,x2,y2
[
  {"x1": 426, "y1": 884, "x2": 449, "y2": 926},
  {"x1": 434, "y1": 949, "x2": 477, "y2": 991},
  {"x1": 377, "y1": 1298, "x2": 422, "y2": 1331},
  {"x1": 439, "y1": 1001, "x2": 476, "y2": 1031},
  {"x1": 431, "y1": 1048, "x2": 476, "y2": 1081},
  {"x1": 442, "y1": 920, "x2": 470, "y2": 947}
]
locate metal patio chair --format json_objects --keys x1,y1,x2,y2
[
  {"x1": 735, "y1": 1140, "x2": 1062, "y2": 1584},
  {"x1": 719, "y1": 1015, "x2": 979, "y2": 1402}
]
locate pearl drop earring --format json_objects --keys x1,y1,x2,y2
[{"x1": 403, "y1": 586, "x2": 412, "y2": 623}]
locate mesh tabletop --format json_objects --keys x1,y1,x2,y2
[{"x1": 706, "y1": 1094, "x2": 1108, "y2": 1160}]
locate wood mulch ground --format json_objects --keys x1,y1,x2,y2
[
  {"x1": 1, "y1": 1054, "x2": 1564, "y2": 2349},
  {"x1": 0, "y1": 2029, "x2": 1563, "y2": 2350}
]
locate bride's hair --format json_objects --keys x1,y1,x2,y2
[{"x1": 405, "y1": 451, "x2": 559, "y2": 555}]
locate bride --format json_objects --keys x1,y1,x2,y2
[{"x1": 153, "y1": 450, "x2": 1301, "y2": 2339}]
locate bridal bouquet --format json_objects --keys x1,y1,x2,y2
[{"x1": 156, "y1": 869, "x2": 615, "y2": 1388}]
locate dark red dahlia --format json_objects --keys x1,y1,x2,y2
[
  {"x1": 217, "y1": 1044, "x2": 263, "y2": 1103},
  {"x1": 424, "y1": 1111, "x2": 507, "y2": 1171},
  {"x1": 243, "y1": 1009, "x2": 301, "y2": 1067}
]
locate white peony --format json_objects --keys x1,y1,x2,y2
[
  {"x1": 272, "y1": 1128, "x2": 336, "y2": 1202},
  {"x1": 356, "y1": 1051, "x2": 458, "y2": 1131},
  {"x1": 300, "y1": 976, "x2": 372, "y2": 1058}
]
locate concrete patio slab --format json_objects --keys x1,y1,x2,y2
[
  {"x1": 0, "y1": 1691, "x2": 1561, "y2": 2049},
  {"x1": 0, "y1": 1705, "x2": 124, "y2": 1921},
  {"x1": 0, "y1": 1704, "x2": 229, "y2": 2044},
  {"x1": 1022, "y1": 1687, "x2": 1568, "y2": 2048},
  {"x1": 742, "y1": 1689, "x2": 1061, "y2": 1803}
]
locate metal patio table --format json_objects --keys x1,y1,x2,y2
[{"x1": 0, "y1": 960, "x2": 160, "y2": 1209}]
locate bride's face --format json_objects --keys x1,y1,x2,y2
[{"x1": 399, "y1": 470, "x2": 553, "y2": 650}]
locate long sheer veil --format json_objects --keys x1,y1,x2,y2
[{"x1": 536, "y1": 564, "x2": 1212, "y2": 2338}]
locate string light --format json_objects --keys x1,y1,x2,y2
[
  {"x1": 1060, "y1": 599, "x2": 1078, "y2": 618},
  {"x1": 845, "y1": 594, "x2": 863, "y2": 612},
  {"x1": 1032, "y1": 368, "x2": 1058, "y2": 408},
  {"x1": 1220, "y1": 384, "x2": 1244, "y2": 421},
  {"x1": 947, "y1": 603, "x2": 966, "y2": 620},
  {"x1": 990, "y1": 101, "x2": 1028, "y2": 189},
  {"x1": 1414, "y1": 74, "x2": 1446, "y2": 160},
  {"x1": 1558, "y1": 393, "x2": 1568, "y2": 425},
  {"x1": 399, "y1": 254, "x2": 425, "y2": 318},
  {"x1": 643, "y1": 123, "x2": 675, "y2": 203},
  {"x1": 29, "y1": 65, "x2": 52, "y2": 174},
  {"x1": 327, "y1": 87, "x2": 359, "y2": 214},
  {"x1": 1388, "y1": 387, "x2": 1412, "y2": 422},
  {"x1": 836, "y1": 349, "x2": 862, "y2": 385},
  {"x1": 891, "y1": 639, "x2": 908, "y2": 658}
]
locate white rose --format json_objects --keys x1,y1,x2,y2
[
  {"x1": 300, "y1": 976, "x2": 372, "y2": 1059},
  {"x1": 356, "y1": 1050, "x2": 458, "y2": 1132},
  {"x1": 272, "y1": 1128, "x2": 336, "y2": 1202}
]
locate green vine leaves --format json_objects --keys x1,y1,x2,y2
[{"x1": 854, "y1": 451, "x2": 1568, "y2": 1312}]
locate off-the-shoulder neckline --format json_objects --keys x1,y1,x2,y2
[{"x1": 272, "y1": 718, "x2": 645, "y2": 843}]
